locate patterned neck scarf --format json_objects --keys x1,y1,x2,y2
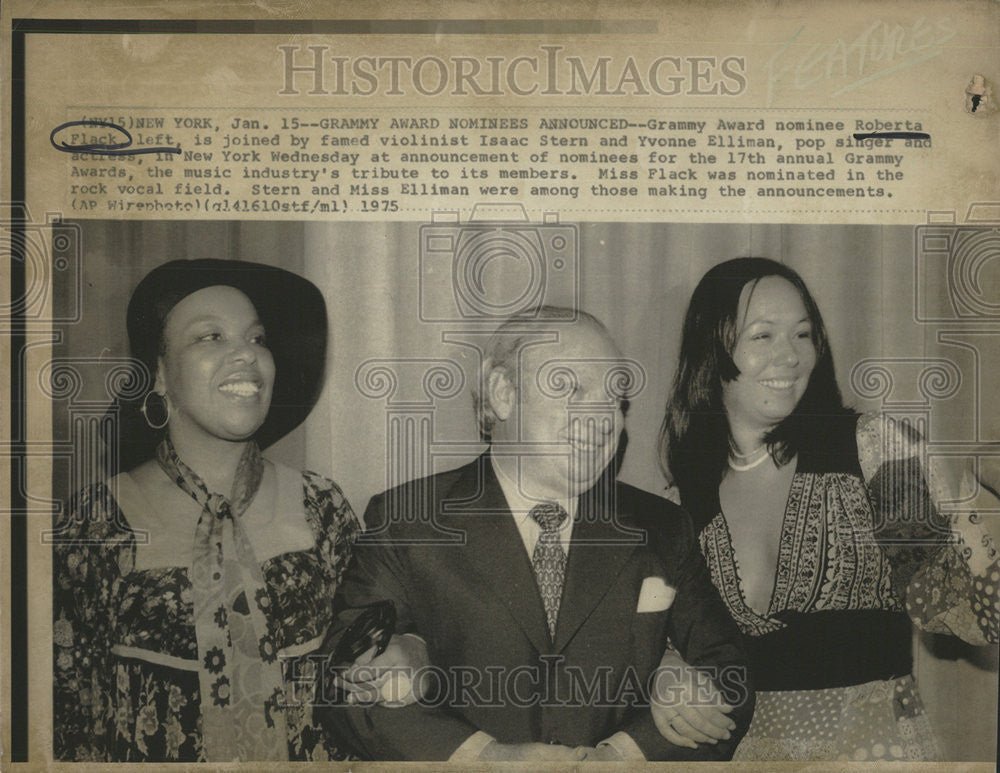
[{"x1": 156, "y1": 437, "x2": 289, "y2": 761}]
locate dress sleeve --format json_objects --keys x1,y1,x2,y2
[
  {"x1": 856, "y1": 412, "x2": 1000, "y2": 645},
  {"x1": 302, "y1": 471, "x2": 361, "y2": 587},
  {"x1": 52, "y1": 483, "x2": 133, "y2": 761}
]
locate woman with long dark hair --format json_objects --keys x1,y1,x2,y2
[
  {"x1": 53, "y1": 259, "x2": 360, "y2": 761},
  {"x1": 655, "y1": 257, "x2": 998, "y2": 760}
]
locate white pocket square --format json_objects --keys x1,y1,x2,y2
[{"x1": 636, "y1": 576, "x2": 676, "y2": 613}]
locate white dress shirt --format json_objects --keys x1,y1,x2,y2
[{"x1": 490, "y1": 451, "x2": 576, "y2": 556}]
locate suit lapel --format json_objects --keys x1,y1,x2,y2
[
  {"x1": 553, "y1": 477, "x2": 646, "y2": 653},
  {"x1": 438, "y1": 455, "x2": 552, "y2": 654}
]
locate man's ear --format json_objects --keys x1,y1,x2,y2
[{"x1": 487, "y1": 366, "x2": 515, "y2": 422}]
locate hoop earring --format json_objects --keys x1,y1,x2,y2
[{"x1": 140, "y1": 391, "x2": 170, "y2": 430}]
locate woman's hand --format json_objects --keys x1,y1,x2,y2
[
  {"x1": 650, "y1": 648, "x2": 736, "y2": 748},
  {"x1": 335, "y1": 633, "x2": 430, "y2": 706}
]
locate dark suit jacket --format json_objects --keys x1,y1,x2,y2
[{"x1": 320, "y1": 455, "x2": 753, "y2": 760}]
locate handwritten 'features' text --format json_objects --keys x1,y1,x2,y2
[{"x1": 765, "y1": 17, "x2": 956, "y2": 106}]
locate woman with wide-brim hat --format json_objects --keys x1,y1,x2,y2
[{"x1": 53, "y1": 259, "x2": 359, "y2": 762}]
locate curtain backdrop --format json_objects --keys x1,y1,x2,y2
[{"x1": 56, "y1": 218, "x2": 998, "y2": 760}]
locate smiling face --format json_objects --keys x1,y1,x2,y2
[
  {"x1": 489, "y1": 321, "x2": 625, "y2": 500},
  {"x1": 722, "y1": 275, "x2": 817, "y2": 434},
  {"x1": 154, "y1": 285, "x2": 275, "y2": 447}
]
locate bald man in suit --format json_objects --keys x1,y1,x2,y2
[{"x1": 321, "y1": 308, "x2": 753, "y2": 761}]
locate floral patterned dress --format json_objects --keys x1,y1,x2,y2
[
  {"x1": 53, "y1": 463, "x2": 360, "y2": 762},
  {"x1": 686, "y1": 413, "x2": 999, "y2": 762}
]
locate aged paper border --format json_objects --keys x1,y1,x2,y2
[{"x1": 2, "y1": 1, "x2": 998, "y2": 770}]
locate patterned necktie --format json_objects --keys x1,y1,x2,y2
[
  {"x1": 156, "y1": 437, "x2": 289, "y2": 761},
  {"x1": 530, "y1": 503, "x2": 569, "y2": 639}
]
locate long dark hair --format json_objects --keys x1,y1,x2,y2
[{"x1": 658, "y1": 258, "x2": 855, "y2": 527}]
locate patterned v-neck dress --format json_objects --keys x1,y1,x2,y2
[
  {"x1": 686, "y1": 413, "x2": 999, "y2": 762},
  {"x1": 53, "y1": 463, "x2": 360, "y2": 762}
]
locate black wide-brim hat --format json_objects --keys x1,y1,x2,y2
[{"x1": 117, "y1": 258, "x2": 327, "y2": 467}]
